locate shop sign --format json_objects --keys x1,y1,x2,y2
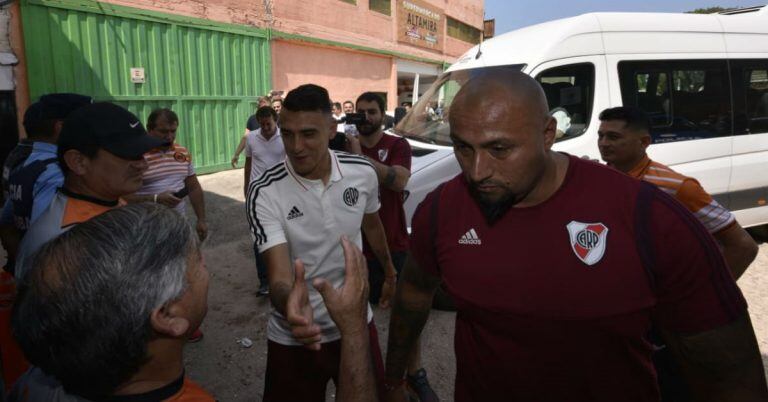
[{"x1": 397, "y1": 0, "x2": 443, "y2": 51}]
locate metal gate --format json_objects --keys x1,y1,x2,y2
[{"x1": 21, "y1": 0, "x2": 271, "y2": 173}]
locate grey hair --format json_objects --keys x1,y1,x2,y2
[{"x1": 12, "y1": 203, "x2": 198, "y2": 399}]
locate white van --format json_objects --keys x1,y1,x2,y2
[{"x1": 397, "y1": 7, "x2": 768, "y2": 229}]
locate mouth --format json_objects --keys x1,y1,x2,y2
[{"x1": 475, "y1": 185, "x2": 501, "y2": 193}]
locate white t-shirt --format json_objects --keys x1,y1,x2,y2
[
  {"x1": 245, "y1": 128, "x2": 285, "y2": 183},
  {"x1": 245, "y1": 150, "x2": 379, "y2": 345}
]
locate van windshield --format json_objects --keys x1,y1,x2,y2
[{"x1": 394, "y1": 64, "x2": 526, "y2": 146}]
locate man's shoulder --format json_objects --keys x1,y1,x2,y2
[
  {"x1": 9, "y1": 367, "x2": 89, "y2": 402},
  {"x1": 570, "y1": 154, "x2": 642, "y2": 190},
  {"x1": 413, "y1": 174, "x2": 465, "y2": 217},
  {"x1": 15, "y1": 193, "x2": 69, "y2": 278},
  {"x1": 642, "y1": 158, "x2": 706, "y2": 199},
  {"x1": 248, "y1": 162, "x2": 289, "y2": 196},
  {"x1": 335, "y1": 152, "x2": 376, "y2": 178},
  {"x1": 380, "y1": 133, "x2": 407, "y2": 146},
  {"x1": 645, "y1": 159, "x2": 689, "y2": 182}
]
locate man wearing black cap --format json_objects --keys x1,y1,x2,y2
[
  {"x1": 13, "y1": 102, "x2": 166, "y2": 280},
  {"x1": 0, "y1": 94, "x2": 91, "y2": 274}
]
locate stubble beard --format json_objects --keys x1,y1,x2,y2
[{"x1": 356, "y1": 120, "x2": 381, "y2": 137}]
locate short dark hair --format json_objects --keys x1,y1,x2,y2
[
  {"x1": 343, "y1": 100, "x2": 354, "y2": 107},
  {"x1": 12, "y1": 204, "x2": 196, "y2": 400},
  {"x1": 599, "y1": 106, "x2": 651, "y2": 133},
  {"x1": 356, "y1": 92, "x2": 385, "y2": 114},
  {"x1": 333, "y1": 102, "x2": 342, "y2": 110},
  {"x1": 255, "y1": 105, "x2": 278, "y2": 121},
  {"x1": 283, "y1": 84, "x2": 332, "y2": 115},
  {"x1": 24, "y1": 119, "x2": 58, "y2": 140},
  {"x1": 146, "y1": 108, "x2": 178, "y2": 131}
]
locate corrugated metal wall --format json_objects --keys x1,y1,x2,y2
[{"x1": 21, "y1": 0, "x2": 271, "y2": 173}]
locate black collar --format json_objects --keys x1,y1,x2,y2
[
  {"x1": 101, "y1": 373, "x2": 184, "y2": 402},
  {"x1": 60, "y1": 187, "x2": 119, "y2": 207}
]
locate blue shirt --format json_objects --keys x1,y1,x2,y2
[{"x1": 0, "y1": 142, "x2": 64, "y2": 226}]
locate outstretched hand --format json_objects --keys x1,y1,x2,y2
[
  {"x1": 313, "y1": 236, "x2": 369, "y2": 337},
  {"x1": 286, "y1": 258, "x2": 322, "y2": 350}
]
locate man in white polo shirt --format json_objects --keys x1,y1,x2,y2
[
  {"x1": 243, "y1": 105, "x2": 285, "y2": 295},
  {"x1": 246, "y1": 84, "x2": 396, "y2": 401}
]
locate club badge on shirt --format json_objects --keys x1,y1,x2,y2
[
  {"x1": 378, "y1": 149, "x2": 389, "y2": 161},
  {"x1": 173, "y1": 151, "x2": 190, "y2": 163},
  {"x1": 343, "y1": 187, "x2": 359, "y2": 206},
  {"x1": 566, "y1": 221, "x2": 609, "y2": 266}
]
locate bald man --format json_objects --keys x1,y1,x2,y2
[{"x1": 383, "y1": 72, "x2": 767, "y2": 402}]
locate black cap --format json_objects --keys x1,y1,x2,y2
[
  {"x1": 58, "y1": 102, "x2": 168, "y2": 160},
  {"x1": 22, "y1": 93, "x2": 93, "y2": 134}
]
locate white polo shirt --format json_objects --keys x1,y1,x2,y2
[
  {"x1": 245, "y1": 127, "x2": 285, "y2": 183},
  {"x1": 246, "y1": 150, "x2": 379, "y2": 346}
]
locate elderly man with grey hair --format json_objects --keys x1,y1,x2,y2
[{"x1": 9, "y1": 203, "x2": 377, "y2": 401}]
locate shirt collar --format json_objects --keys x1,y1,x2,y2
[
  {"x1": 627, "y1": 155, "x2": 652, "y2": 179},
  {"x1": 258, "y1": 127, "x2": 281, "y2": 142},
  {"x1": 32, "y1": 141, "x2": 57, "y2": 154},
  {"x1": 284, "y1": 149, "x2": 343, "y2": 191}
]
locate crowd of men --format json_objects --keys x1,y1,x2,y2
[{"x1": 0, "y1": 71, "x2": 766, "y2": 402}]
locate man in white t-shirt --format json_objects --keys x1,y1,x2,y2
[
  {"x1": 244, "y1": 105, "x2": 286, "y2": 295},
  {"x1": 244, "y1": 106, "x2": 285, "y2": 195},
  {"x1": 246, "y1": 84, "x2": 396, "y2": 401}
]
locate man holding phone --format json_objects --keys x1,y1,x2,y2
[{"x1": 128, "y1": 108, "x2": 208, "y2": 242}]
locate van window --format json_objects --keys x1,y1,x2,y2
[
  {"x1": 731, "y1": 59, "x2": 768, "y2": 135},
  {"x1": 618, "y1": 60, "x2": 732, "y2": 143},
  {"x1": 535, "y1": 63, "x2": 595, "y2": 142},
  {"x1": 395, "y1": 64, "x2": 525, "y2": 146}
]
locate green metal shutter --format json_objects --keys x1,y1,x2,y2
[{"x1": 21, "y1": 0, "x2": 271, "y2": 173}]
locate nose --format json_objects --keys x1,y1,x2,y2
[
  {"x1": 291, "y1": 136, "x2": 305, "y2": 154},
  {"x1": 468, "y1": 152, "x2": 492, "y2": 183}
]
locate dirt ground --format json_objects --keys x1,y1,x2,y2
[{"x1": 185, "y1": 167, "x2": 768, "y2": 401}]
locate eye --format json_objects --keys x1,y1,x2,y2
[{"x1": 489, "y1": 145, "x2": 512, "y2": 158}]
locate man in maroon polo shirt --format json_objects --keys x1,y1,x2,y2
[{"x1": 383, "y1": 71, "x2": 768, "y2": 402}]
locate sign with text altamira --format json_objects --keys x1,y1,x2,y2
[{"x1": 397, "y1": 0, "x2": 444, "y2": 51}]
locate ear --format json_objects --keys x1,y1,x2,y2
[
  {"x1": 542, "y1": 116, "x2": 558, "y2": 149},
  {"x1": 150, "y1": 304, "x2": 190, "y2": 338},
  {"x1": 53, "y1": 120, "x2": 65, "y2": 139},
  {"x1": 639, "y1": 133, "x2": 652, "y2": 149},
  {"x1": 327, "y1": 116, "x2": 337, "y2": 138},
  {"x1": 62, "y1": 150, "x2": 90, "y2": 176}
]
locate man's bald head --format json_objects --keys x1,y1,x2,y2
[{"x1": 450, "y1": 71, "x2": 550, "y2": 131}]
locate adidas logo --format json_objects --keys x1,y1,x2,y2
[
  {"x1": 287, "y1": 206, "x2": 304, "y2": 220},
  {"x1": 458, "y1": 228, "x2": 482, "y2": 245}
]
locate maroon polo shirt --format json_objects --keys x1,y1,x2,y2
[
  {"x1": 361, "y1": 134, "x2": 412, "y2": 259},
  {"x1": 410, "y1": 154, "x2": 746, "y2": 402}
]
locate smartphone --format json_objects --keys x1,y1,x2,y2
[
  {"x1": 173, "y1": 186, "x2": 189, "y2": 199},
  {"x1": 344, "y1": 112, "x2": 366, "y2": 125},
  {"x1": 344, "y1": 124, "x2": 359, "y2": 137}
]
